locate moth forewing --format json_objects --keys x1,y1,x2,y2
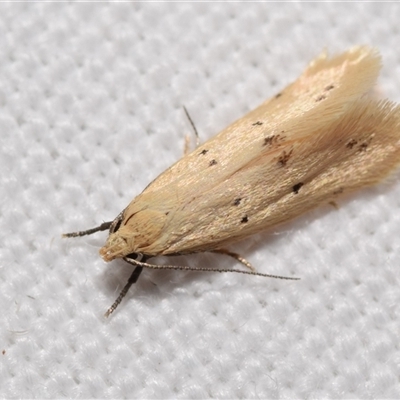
[
  {"x1": 100, "y1": 46, "x2": 393, "y2": 260},
  {"x1": 64, "y1": 46, "x2": 400, "y2": 316},
  {"x1": 126, "y1": 47, "x2": 381, "y2": 198}
]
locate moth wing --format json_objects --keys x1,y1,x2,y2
[
  {"x1": 143, "y1": 46, "x2": 381, "y2": 194},
  {"x1": 117, "y1": 47, "x2": 398, "y2": 258},
  {"x1": 158, "y1": 99, "x2": 400, "y2": 255}
]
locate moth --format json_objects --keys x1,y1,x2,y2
[{"x1": 64, "y1": 46, "x2": 400, "y2": 316}]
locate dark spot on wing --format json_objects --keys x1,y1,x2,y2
[
  {"x1": 333, "y1": 187, "x2": 344, "y2": 195},
  {"x1": 278, "y1": 149, "x2": 293, "y2": 167},
  {"x1": 359, "y1": 142, "x2": 369, "y2": 152},
  {"x1": 292, "y1": 182, "x2": 304, "y2": 194},
  {"x1": 263, "y1": 135, "x2": 276, "y2": 146},
  {"x1": 263, "y1": 134, "x2": 285, "y2": 147},
  {"x1": 346, "y1": 139, "x2": 358, "y2": 149}
]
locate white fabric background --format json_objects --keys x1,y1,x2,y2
[{"x1": 0, "y1": 3, "x2": 399, "y2": 399}]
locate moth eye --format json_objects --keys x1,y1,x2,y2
[
  {"x1": 114, "y1": 219, "x2": 122, "y2": 232},
  {"x1": 110, "y1": 214, "x2": 123, "y2": 233}
]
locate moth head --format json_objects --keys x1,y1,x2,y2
[{"x1": 99, "y1": 208, "x2": 167, "y2": 261}]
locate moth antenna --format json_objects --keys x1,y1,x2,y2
[
  {"x1": 62, "y1": 221, "x2": 113, "y2": 238},
  {"x1": 183, "y1": 106, "x2": 200, "y2": 147},
  {"x1": 105, "y1": 255, "x2": 299, "y2": 316},
  {"x1": 123, "y1": 255, "x2": 300, "y2": 281}
]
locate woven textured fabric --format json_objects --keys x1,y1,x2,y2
[{"x1": 1, "y1": 3, "x2": 400, "y2": 398}]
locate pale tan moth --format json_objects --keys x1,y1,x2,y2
[{"x1": 64, "y1": 46, "x2": 400, "y2": 316}]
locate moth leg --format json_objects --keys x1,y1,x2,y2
[
  {"x1": 184, "y1": 134, "x2": 191, "y2": 156},
  {"x1": 212, "y1": 249, "x2": 257, "y2": 272},
  {"x1": 62, "y1": 221, "x2": 112, "y2": 238}
]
